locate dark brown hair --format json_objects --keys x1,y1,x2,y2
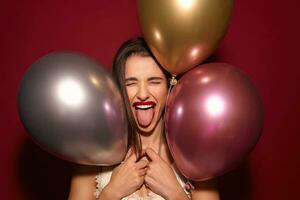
[{"x1": 112, "y1": 38, "x2": 169, "y2": 158}]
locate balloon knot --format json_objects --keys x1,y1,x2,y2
[{"x1": 169, "y1": 76, "x2": 177, "y2": 86}]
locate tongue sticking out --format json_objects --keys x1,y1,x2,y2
[{"x1": 136, "y1": 108, "x2": 155, "y2": 127}]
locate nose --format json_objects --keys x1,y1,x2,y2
[{"x1": 136, "y1": 83, "x2": 150, "y2": 101}]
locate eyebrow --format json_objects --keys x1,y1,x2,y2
[{"x1": 125, "y1": 77, "x2": 138, "y2": 82}]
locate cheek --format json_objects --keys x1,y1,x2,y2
[
  {"x1": 125, "y1": 87, "x2": 137, "y2": 102},
  {"x1": 153, "y1": 86, "x2": 168, "y2": 104},
  {"x1": 126, "y1": 86, "x2": 139, "y2": 102}
]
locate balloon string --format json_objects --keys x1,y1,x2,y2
[
  {"x1": 166, "y1": 75, "x2": 177, "y2": 102},
  {"x1": 163, "y1": 75, "x2": 177, "y2": 155},
  {"x1": 159, "y1": 75, "x2": 177, "y2": 159}
]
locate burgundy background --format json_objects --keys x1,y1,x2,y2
[{"x1": 1, "y1": 0, "x2": 299, "y2": 199}]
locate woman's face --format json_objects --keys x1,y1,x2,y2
[{"x1": 125, "y1": 55, "x2": 168, "y2": 133}]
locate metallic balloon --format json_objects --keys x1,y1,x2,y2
[
  {"x1": 138, "y1": 0, "x2": 233, "y2": 75},
  {"x1": 18, "y1": 52, "x2": 128, "y2": 165},
  {"x1": 165, "y1": 63, "x2": 264, "y2": 180}
]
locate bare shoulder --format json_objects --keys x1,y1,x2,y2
[
  {"x1": 191, "y1": 178, "x2": 220, "y2": 200},
  {"x1": 68, "y1": 165, "x2": 101, "y2": 200}
]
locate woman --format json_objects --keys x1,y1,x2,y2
[{"x1": 68, "y1": 38, "x2": 219, "y2": 200}]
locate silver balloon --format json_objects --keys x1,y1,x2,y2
[{"x1": 18, "y1": 52, "x2": 128, "y2": 165}]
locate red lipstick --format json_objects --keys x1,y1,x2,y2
[{"x1": 133, "y1": 101, "x2": 156, "y2": 106}]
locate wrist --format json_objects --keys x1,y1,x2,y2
[
  {"x1": 101, "y1": 183, "x2": 122, "y2": 200},
  {"x1": 165, "y1": 187, "x2": 189, "y2": 200}
]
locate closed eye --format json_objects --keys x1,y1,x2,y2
[
  {"x1": 148, "y1": 77, "x2": 164, "y2": 85},
  {"x1": 125, "y1": 82, "x2": 136, "y2": 86},
  {"x1": 150, "y1": 81, "x2": 161, "y2": 85},
  {"x1": 125, "y1": 77, "x2": 138, "y2": 86}
]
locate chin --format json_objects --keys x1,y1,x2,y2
[{"x1": 136, "y1": 122, "x2": 156, "y2": 135}]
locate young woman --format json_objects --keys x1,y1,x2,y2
[{"x1": 68, "y1": 38, "x2": 219, "y2": 200}]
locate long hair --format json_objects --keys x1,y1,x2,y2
[{"x1": 112, "y1": 38, "x2": 169, "y2": 158}]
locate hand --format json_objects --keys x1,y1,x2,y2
[
  {"x1": 144, "y1": 148, "x2": 188, "y2": 200},
  {"x1": 104, "y1": 150, "x2": 148, "y2": 199}
]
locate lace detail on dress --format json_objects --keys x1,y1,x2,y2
[
  {"x1": 94, "y1": 165, "x2": 192, "y2": 199},
  {"x1": 94, "y1": 173, "x2": 102, "y2": 198}
]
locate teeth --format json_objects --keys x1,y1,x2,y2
[{"x1": 135, "y1": 105, "x2": 154, "y2": 109}]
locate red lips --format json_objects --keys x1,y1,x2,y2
[{"x1": 133, "y1": 101, "x2": 156, "y2": 107}]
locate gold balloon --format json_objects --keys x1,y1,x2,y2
[{"x1": 138, "y1": 0, "x2": 233, "y2": 75}]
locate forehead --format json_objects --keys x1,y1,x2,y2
[{"x1": 125, "y1": 55, "x2": 165, "y2": 78}]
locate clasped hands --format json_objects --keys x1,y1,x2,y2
[{"x1": 104, "y1": 148, "x2": 187, "y2": 200}]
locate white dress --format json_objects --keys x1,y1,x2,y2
[{"x1": 94, "y1": 164, "x2": 193, "y2": 200}]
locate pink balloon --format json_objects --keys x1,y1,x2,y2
[{"x1": 165, "y1": 63, "x2": 264, "y2": 181}]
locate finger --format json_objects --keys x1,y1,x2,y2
[
  {"x1": 133, "y1": 176, "x2": 144, "y2": 188},
  {"x1": 125, "y1": 150, "x2": 137, "y2": 163},
  {"x1": 145, "y1": 164, "x2": 153, "y2": 176},
  {"x1": 124, "y1": 148, "x2": 133, "y2": 160},
  {"x1": 138, "y1": 168, "x2": 147, "y2": 176},
  {"x1": 136, "y1": 149, "x2": 147, "y2": 162},
  {"x1": 144, "y1": 174, "x2": 156, "y2": 189},
  {"x1": 145, "y1": 148, "x2": 160, "y2": 162},
  {"x1": 135, "y1": 159, "x2": 149, "y2": 169}
]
